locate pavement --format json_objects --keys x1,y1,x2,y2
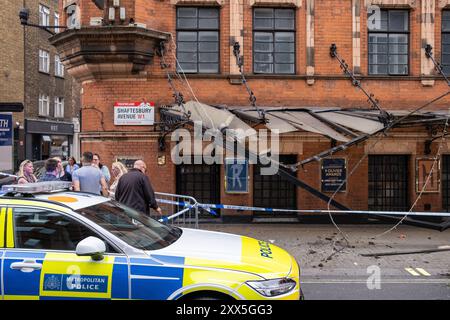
[{"x1": 199, "y1": 223, "x2": 450, "y2": 300}]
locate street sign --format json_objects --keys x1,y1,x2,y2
[
  {"x1": 225, "y1": 158, "x2": 249, "y2": 194},
  {"x1": 0, "y1": 113, "x2": 13, "y2": 171},
  {"x1": 114, "y1": 102, "x2": 155, "y2": 126},
  {"x1": 0, "y1": 103, "x2": 24, "y2": 112}
]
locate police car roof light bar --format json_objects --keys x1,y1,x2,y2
[{"x1": 2, "y1": 181, "x2": 73, "y2": 194}]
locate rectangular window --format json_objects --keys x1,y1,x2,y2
[
  {"x1": 368, "y1": 155, "x2": 409, "y2": 211},
  {"x1": 442, "y1": 11, "x2": 450, "y2": 74},
  {"x1": 253, "y1": 8, "x2": 295, "y2": 74},
  {"x1": 176, "y1": 7, "x2": 220, "y2": 74},
  {"x1": 55, "y1": 12, "x2": 60, "y2": 33},
  {"x1": 368, "y1": 10, "x2": 409, "y2": 75},
  {"x1": 39, "y1": 4, "x2": 50, "y2": 26},
  {"x1": 54, "y1": 97, "x2": 64, "y2": 118},
  {"x1": 39, "y1": 94, "x2": 50, "y2": 116},
  {"x1": 176, "y1": 162, "x2": 221, "y2": 218},
  {"x1": 39, "y1": 49, "x2": 50, "y2": 73},
  {"x1": 253, "y1": 155, "x2": 297, "y2": 211},
  {"x1": 55, "y1": 55, "x2": 64, "y2": 77}
]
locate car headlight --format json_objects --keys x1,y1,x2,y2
[{"x1": 246, "y1": 278, "x2": 296, "y2": 297}]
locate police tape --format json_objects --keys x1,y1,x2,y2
[{"x1": 156, "y1": 198, "x2": 450, "y2": 218}]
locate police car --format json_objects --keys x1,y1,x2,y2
[{"x1": 0, "y1": 181, "x2": 302, "y2": 300}]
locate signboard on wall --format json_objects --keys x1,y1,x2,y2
[
  {"x1": 321, "y1": 158, "x2": 347, "y2": 193},
  {"x1": 0, "y1": 113, "x2": 13, "y2": 171},
  {"x1": 416, "y1": 157, "x2": 440, "y2": 193},
  {"x1": 225, "y1": 158, "x2": 249, "y2": 194},
  {"x1": 114, "y1": 102, "x2": 155, "y2": 126}
]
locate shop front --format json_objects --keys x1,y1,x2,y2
[{"x1": 25, "y1": 119, "x2": 74, "y2": 161}]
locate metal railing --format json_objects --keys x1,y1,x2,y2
[{"x1": 153, "y1": 192, "x2": 200, "y2": 229}]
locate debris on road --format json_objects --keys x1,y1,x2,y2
[{"x1": 361, "y1": 245, "x2": 450, "y2": 257}]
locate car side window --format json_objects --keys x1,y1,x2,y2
[{"x1": 13, "y1": 207, "x2": 119, "y2": 253}]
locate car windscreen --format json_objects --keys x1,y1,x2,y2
[{"x1": 76, "y1": 200, "x2": 182, "y2": 251}]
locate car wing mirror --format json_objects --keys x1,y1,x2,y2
[{"x1": 76, "y1": 236, "x2": 106, "y2": 261}]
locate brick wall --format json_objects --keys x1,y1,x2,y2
[{"x1": 75, "y1": 0, "x2": 450, "y2": 215}]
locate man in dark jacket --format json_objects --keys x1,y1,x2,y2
[{"x1": 115, "y1": 160, "x2": 162, "y2": 215}]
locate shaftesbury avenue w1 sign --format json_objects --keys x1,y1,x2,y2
[{"x1": 114, "y1": 102, "x2": 155, "y2": 126}]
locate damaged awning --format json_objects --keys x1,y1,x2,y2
[{"x1": 163, "y1": 101, "x2": 449, "y2": 143}]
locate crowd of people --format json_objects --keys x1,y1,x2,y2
[{"x1": 16, "y1": 151, "x2": 162, "y2": 216}]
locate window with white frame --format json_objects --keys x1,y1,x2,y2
[
  {"x1": 55, "y1": 12, "x2": 60, "y2": 33},
  {"x1": 39, "y1": 49, "x2": 50, "y2": 73},
  {"x1": 39, "y1": 4, "x2": 50, "y2": 27},
  {"x1": 39, "y1": 94, "x2": 50, "y2": 116},
  {"x1": 55, "y1": 55, "x2": 64, "y2": 77},
  {"x1": 54, "y1": 97, "x2": 64, "y2": 118}
]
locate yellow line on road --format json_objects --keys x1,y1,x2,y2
[
  {"x1": 405, "y1": 268, "x2": 420, "y2": 276},
  {"x1": 415, "y1": 268, "x2": 431, "y2": 277}
]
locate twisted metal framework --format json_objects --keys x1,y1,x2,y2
[
  {"x1": 156, "y1": 40, "x2": 191, "y2": 151},
  {"x1": 330, "y1": 44, "x2": 392, "y2": 125},
  {"x1": 233, "y1": 42, "x2": 265, "y2": 121},
  {"x1": 425, "y1": 44, "x2": 450, "y2": 86}
]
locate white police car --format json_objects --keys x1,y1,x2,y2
[{"x1": 0, "y1": 181, "x2": 302, "y2": 300}]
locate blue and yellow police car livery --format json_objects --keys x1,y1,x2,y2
[{"x1": 0, "y1": 181, "x2": 302, "y2": 300}]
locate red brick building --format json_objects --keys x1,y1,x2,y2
[{"x1": 51, "y1": 0, "x2": 450, "y2": 222}]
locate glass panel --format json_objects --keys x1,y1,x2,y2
[
  {"x1": 199, "y1": 18, "x2": 219, "y2": 29},
  {"x1": 275, "y1": 63, "x2": 295, "y2": 74},
  {"x1": 198, "y1": 31, "x2": 218, "y2": 41},
  {"x1": 275, "y1": 9, "x2": 294, "y2": 19},
  {"x1": 177, "y1": 32, "x2": 197, "y2": 42},
  {"x1": 254, "y1": 63, "x2": 273, "y2": 73},
  {"x1": 199, "y1": 8, "x2": 219, "y2": 18},
  {"x1": 369, "y1": 34, "x2": 388, "y2": 45},
  {"x1": 442, "y1": 33, "x2": 450, "y2": 44},
  {"x1": 178, "y1": 7, "x2": 197, "y2": 18},
  {"x1": 443, "y1": 19, "x2": 450, "y2": 32},
  {"x1": 254, "y1": 53, "x2": 273, "y2": 63},
  {"x1": 442, "y1": 53, "x2": 450, "y2": 64},
  {"x1": 178, "y1": 42, "x2": 197, "y2": 52},
  {"x1": 255, "y1": 42, "x2": 274, "y2": 52},
  {"x1": 199, "y1": 63, "x2": 219, "y2": 73},
  {"x1": 254, "y1": 32, "x2": 273, "y2": 42},
  {"x1": 368, "y1": 10, "x2": 388, "y2": 31},
  {"x1": 369, "y1": 54, "x2": 388, "y2": 64},
  {"x1": 178, "y1": 52, "x2": 197, "y2": 63},
  {"x1": 389, "y1": 10, "x2": 408, "y2": 31},
  {"x1": 199, "y1": 52, "x2": 218, "y2": 63},
  {"x1": 14, "y1": 208, "x2": 98, "y2": 251},
  {"x1": 177, "y1": 63, "x2": 197, "y2": 73},
  {"x1": 275, "y1": 53, "x2": 294, "y2": 63},
  {"x1": 389, "y1": 64, "x2": 408, "y2": 75},
  {"x1": 389, "y1": 34, "x2": 408, "y2": 44},
  {"x1": 389, "y1": 44, "x2": 408, "y2": 54},
  {"x1": 254, "y1": 8, "x2": 274, "y2": 18},
  {"x1": 275, "y1": 42, "x2": 294, "y2": 52},
  {"x1": 199, "y1": 41, "x2": 219, "y2": 52},
  {"x1": 389, "y1": 54, "x2": 407, "y2": 64},
  {"x1": 275, "y1": 18, "x2": 294, "y2": 30},
  {"x1": 275, "y1": 32, "x2": 295, "y2": 42},
  {"x1": 254, "y1": 18, "x2": 274, "y2": 29},
  {"x1": 369, "y1": 64, "x2": 388, "y2": 75},
  {"x1": 369, "y1": 43, "x2": 388, "y2": 54},
  {"x1": 178, "y1": 18, "x2": 197, "y2": 29}
]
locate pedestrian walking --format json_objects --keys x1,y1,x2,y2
[
  {"x1": 93, "y1": 153, "x2": 111, "y2": 184},
  {"x1": 53, "y1": 157, "x2": 71, "y2": 182},
  {"x1": 17, "y1": 160, "x2": 37, "y2": 184},
  {"x1": 66, "y1": 156, "x2": 80, "y2": 175},
  {"x1": 109, "y1": 161, "x2": 128, "y2": 198},
  {"x1": 72, "y1": 151, "x2": 109, "y2": 196},
  {"x1": 115, "y1": 160, "x2": 162, "y2": 215},
  {"x1": 39, "y1": 158, "x2": 60, "y2": 182}
]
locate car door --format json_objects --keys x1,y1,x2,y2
[{"x1": 2, "y1": 205, "x2": 129, "y2": 300}]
